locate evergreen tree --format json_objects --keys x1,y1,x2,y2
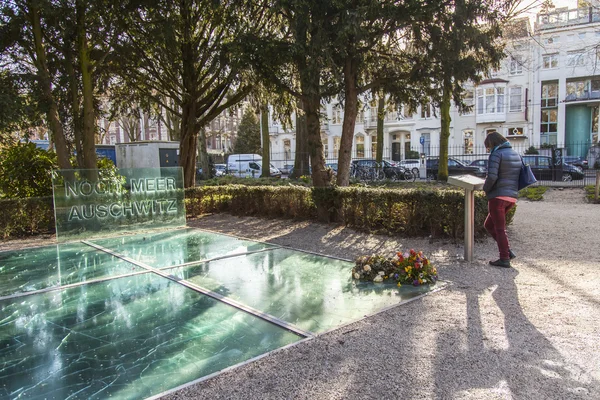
[
  {"x1": 233, "y1": 109, "x2": 261, "y2": 154},
  {"x1": 413, "y1": 0, "x2": 511, "y2": 181}
]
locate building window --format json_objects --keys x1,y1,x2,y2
[
  {"x1": 541, "y1": 109, "x2": 558, "y2": 135},
  {"x1": 402, "y1": 105, "x2": 414, "y2": 119},
  {"x1": 461, "y1": 90, "x2": 474, "y2": 115},
  {"x1": 509, "y1": 56, "x2": 523, "y2": 75},
  {"x1": 369, "y1": 106, "x2": 377, "y2": 123},
  {"x1": 477, "y1": 87, "x2": 505, "y2": 114},
  {"x1": 371, "y1": 135, "x2": 377, "y2": 155},
  {"x1": 283, "y1": 139, "x2": 291, "y2": 160},
  {"x1": 355, "y1": 135, "x2": 365, "y2": 158},
  {"x1": 332, "y1": 105, "x2": 342, "y2": 124},
  {"x1": 420, "y1": 102, "x2": 431, "y2": 118},
  {"x1": 566, "y1": 80, "x2": 587, "y2": 101},
  {"x1": 486, "y1": 128, "x2": 498, "y2": 136},
  {"x1": 509, "y1": 87, "x2": 522, "y2": 112},
  {"x1": 542, "y1": 54, "x2": 559, "y2": 69},
  {"x1": 541, "y1": 82, "x2": 558, "y2": 108},
  {"x1": 463, "y1": 130, "x2": 474, "y2": 154},
  {"x1": 507, "y1": 127, "x2": 524, "y2": 137},
  {"x1": 334, "y1": 136, "x2": 341, "y2": 155},
  {"x1": 566, "y1": 50, "x2": 585, "y2": 67}
]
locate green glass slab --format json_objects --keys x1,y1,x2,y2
[
  {"x1": 90, "y1": 228, "x2": 275, "y2": 268},
  {"x1": 0, "y1": 274, "x2": 300, "y2": 400},
  {"x1": 0, "y1": 244, "x2": 144, "y2": 297},
  {"x1": 52, "y1": 167, "x2": 186, "y2": 242},
  {"x1": 166, "y1": 248, "x2": 440, "y2": 334}
]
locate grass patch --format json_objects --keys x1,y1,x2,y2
[
  {"x1": 584, "y1": 185, "x2": 600, "y2": 203},
  {"x1": 518, "y1": 186, "x2": 547, "y2": 201}
]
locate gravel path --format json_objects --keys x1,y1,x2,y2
[{"x1": 1, "y1": 188, "x2": 598, "y2": 399}]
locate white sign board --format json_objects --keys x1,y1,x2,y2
[{"x1": 447, "y1": 175, "x2": 485, "y2": 191}]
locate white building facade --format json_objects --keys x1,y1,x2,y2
[{"x1": 268, "y1": 6, "x2": 600, "y2": 169}]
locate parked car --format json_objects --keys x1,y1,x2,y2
[
  {"x1": 522, "y1": 155, "x2": 584, "y2": 181},
  {"x1": 397, "y1": 159, "x2": 421, "y2": 176},
  {"x1": 227, "y1": 154, "x2": 281, "y2": 178},
  {"x1": 279, "y1": 164, "x2": 294, "y2": 175},
  {"x1": 426, "y1": 157, "x2": 486, "y2": 180},
  {"x1": 469, "y1": 159, "x2": 489, "y2": 171},
  {"x1": 563, "y1": 156, "x2": 588, "y2": 170},
  {"x1": 214, "y1": 164, "x2": 227, "y2": 176}
]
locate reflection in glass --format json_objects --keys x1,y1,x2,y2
[
  {"x1": 91, "y1": 228, "x2": 275, "y2": 268},
  {"x1": 0, "y1": 243, "x2": 144, "y2": 297},
  {"x1": 0, "y1": 274, "x2": 300, "y2": 399},
  {"x1": 166, "y1": 248, "x2": 441, "y2": 334}
]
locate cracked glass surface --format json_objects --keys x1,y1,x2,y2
[
  {"x1": 165, "y1": 248, "x2": 441, "y2": 334},
  {"x1": 90, "y1": 228, "x2": 275, "y2": 268},
  {"x1": 0, "y1": 273, "x2": 301, "y2": 399},
  {"x1": 0, "y1": 243, "x2": 145, "y2": 297}
]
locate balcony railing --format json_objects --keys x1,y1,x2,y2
[{"x1": 536, "y1": 7, "x2": 600, "y2": 30}]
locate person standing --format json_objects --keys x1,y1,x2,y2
[{"x1": 482, "y1": 132, "x2": 521, "y2": 268}]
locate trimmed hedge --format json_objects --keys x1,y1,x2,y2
[
  {"x1": 186, "y1": 185, "x2": 509, "y2": 239},
  {"x1": 0, "y1": 185, "x2": 514, "y2": 240},
  {"x1": 0, "y1": 196, "x2": 54, "y2": 238}
]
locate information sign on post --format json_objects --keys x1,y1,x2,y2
[{"x1": 447, "y1": 174, "x2": 485, "y2": 262}]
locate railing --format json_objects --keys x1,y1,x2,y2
[
  {"x1": 536, "y1": 7, "x2": 600, "y2": 30},
  {"x1": 259, "y1": 142, "x2": 600, "y2": 187}
]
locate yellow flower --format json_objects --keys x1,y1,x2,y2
[{"x1": 397, "y1": 282, "x2": 402, "y2": 287}]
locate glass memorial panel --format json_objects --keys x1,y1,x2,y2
[
  {"x1": 52, "y1": 168, "x2": 186, "y2": 242},
  {"x1": 166, "y1": 248, "x2": 442, "y2": 334},
  {"x1": 91, "y1": 228, "x2": 276, "y2": 268},
  {"x1": 0, "y1": 273, "x2": 300, "y2": 399},
  {"x1": 0, "y1": 243, "x2": 145, "y2": 297}
]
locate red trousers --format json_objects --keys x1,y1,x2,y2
[{"x1": 484, "y1": 198, "x2": 515, "y2": 260}]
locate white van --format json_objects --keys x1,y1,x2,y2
[{"x1": 227, "y1": 154, "x2": 281, "y2": 178}]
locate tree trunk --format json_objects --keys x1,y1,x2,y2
[
  {"x1": 180, "y1": 97, "x2": 198, "y2": 186},
  {"x1": 64, "y1": 44, "x2": 83, "y2": 167},
  {"x1": 336, "y1": 58, "x2": 358, "y2": 186},
  {"x1": 376, "y1": 96, "x2": 384, "y2": 163},
  {"x1": 77, "y1": 0, "x2": 97, "y2": 170},
  {"x1": 179, "y1": 2, "x2": 200, "y2": 187},
  {"x1": 198, "y1": 128, "x2": 210, "y2": 181},
  {"x1": 292, "y1": 102, "x2": 310, "y2": 178},
  {"x1": 260, "y1": 104, "x2": 270, "y2": 178},
  {"x1": 438, "y1": 80, "x2": 452, "y2": 182},
  {"x1": 29, "y1": 3, "x2": 72, "y2": 170},
  {"x1": 304, "y1": 94, "x2": 328, "y2": 188}
]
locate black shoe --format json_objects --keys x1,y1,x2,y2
[
  {"x1": 489, "y1": 259, "x2": 511, "y2": 268},
  {"x1": 509, "y1": 249, "x2": 516, "y2": 260}
]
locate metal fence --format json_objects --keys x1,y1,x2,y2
[{"x1": 262, "y1": 141, "x2": 599, "y2": 187}]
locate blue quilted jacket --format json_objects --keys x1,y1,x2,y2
[{"x1": 483, "y1": 142, "x2": 521, "y2": 200}]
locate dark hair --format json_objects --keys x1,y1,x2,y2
[{"x1": 484, "y1": 131, "x2": 508, "y2": 149}]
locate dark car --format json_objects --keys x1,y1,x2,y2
[
  {"x1": 522, "y1": 155, "x2": 584, "y2": 181},
  {"x1": 469, "y1": 159, "x2": 489, "y2": 171},
  {"x1": 426, "y1": 157, "x2": 486, "y2": 180},
  {"x1": 563, "y1": 156, "x2": 588, "y2": 170}
]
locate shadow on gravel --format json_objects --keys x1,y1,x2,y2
[{"x1": 434, "y1": 268, "x2": 599, "y2": 399}]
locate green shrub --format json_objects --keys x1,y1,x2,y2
[
  {"x1": 185, "y1": 185, "x2": 504, "y2": 239},
  {"x1": 0, "y1": 196, "x2": 54, "y2": 238},
  {"x1": 584, "y1": 185, "x2": 599, "y2": 203},
  {"x1": 518, "y1": 186, "x2": 547, "y2": 201},
  {"x1": 524, "y1": 146, "x2": 539, "y2": 155},
  {"x1": 0, "y1": 142, "x2": 57, "y2": 198}
]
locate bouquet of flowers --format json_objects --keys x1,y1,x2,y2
[{"x1": 352, "y1": 249, "x2": 438, "y2": 286}]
